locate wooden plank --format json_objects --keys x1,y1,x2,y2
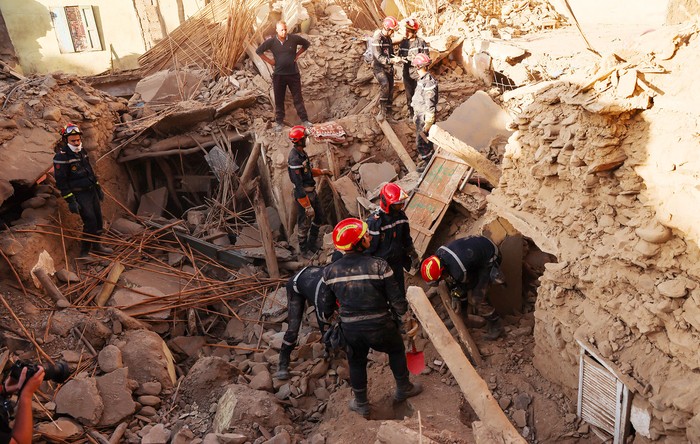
[
  {"x1": 375, "y1": 116, "x2": 417, "y2": 172},
  {"x1": 406, "y1": 286, "x2": 526, "y2": 444},
  {"x1": 435, "y1": 283, "x2": 484, "y2": 366},
  {"x1": 428, "y1": 125, "x2": 501, "y2": 186},
  {"x1": 254, "y1": 187, "x2": 279, "y2": 279},
  {"x1": 245, "y1": 43, "x2": 272, "y2": 83},
  {"x1": 96, "y1": 261, "x2": 125, "y2": 307}
]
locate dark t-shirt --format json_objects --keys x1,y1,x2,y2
[{"x1": 256, "y1": 34, "x2": 310, "y2": 75}]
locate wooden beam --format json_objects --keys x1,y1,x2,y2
[
  {"x1": 406, "y1": 286, "x2": 526, "y2": 444},
  {"x1": 427, "y1": 125, "x2": 501, "y2": 186},
  {"x1": 375, "y1": 116, "x2": 417, "y2": 172},
  {"x1": 254, "y1": 187, "x2": 279, "y2": 279},
  {"x1": 96, "y1": 261, "x2": 125, "y2": 307},
  {"x1": 245, "y1": 43, "x2": 272, "y2": 83},
  {"x1": 235, "y1": 140, "x2": 262, "y2": 202},
  {"x1": 435, "y1": 282, "x2": 483, "y2": 366},
  {"x1": 32, "y1": 269, "x2": 70, "y2": 308}
]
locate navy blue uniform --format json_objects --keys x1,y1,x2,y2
[
  {"x1": 288, "y1": 147, "x2": 323, "y2": 251},
  {"x1": 398, "y1": 36, "x2": 428, "y2": 116},
  {"x1": 53, "y1": 145, "x2": 104, "y2": 253},
  {"x1": 365, "y1": 208, "x2": 415, "y2": 295},
  {"x1": 411, "y1": 71, "x2": 438, "y2": 160},
  {"x1": 279, "y1": 266, "x2": 333, "y2": 368},
  {"x1": 322, "y1": 252, "x2": 409, "y2": 394}
]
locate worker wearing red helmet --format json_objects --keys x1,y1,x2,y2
[
  {"x1": 411, "y1": 53, "x2": 438, "y2": 171},
  {"x1": 421, "y1": 236, "x2": 506, "y2": 340},
  {"x1": 398, "y1": 18, "x2": 429, "y2": 120},
  {"x1": 365, "y1": 182, "x2": 419, "y2": 295},
  {"x1": 370, "y1": 16, "x2": 403, "y2": 122},
  {"x1": 321, "y1": 218, "x2": 422, "y2": 418},
  {"x1": 287, "y1": 125, "x2": 332, "y2": 254},
  {"x1": 52, "y1": 123, "x2": 113, "y2": 257}
]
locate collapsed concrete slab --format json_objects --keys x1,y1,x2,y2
[{"x1": 212, "y1": 384, "x2": 291, "y2": 435}]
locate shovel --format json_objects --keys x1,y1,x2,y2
[{"x1": 406, "y1": 338, "x2": 425, "y2": 375}]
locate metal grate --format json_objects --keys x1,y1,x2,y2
[{"x1": 577, "y1": 338, "x2": 632, "y2": 443}]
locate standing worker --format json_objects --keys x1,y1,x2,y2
[
  {"x1": 322, "y1": 218, "x2": 422, "y2": 418},
  {"x1": 274, "y1": 265, "x2": 334, "y2": 380},
  {"x1": 256, "y1": 20, "x2": 312, "y2": 132},
  {"x1": 410, "y1": 53, "x2": 438, "y2": 171},
  {"x1": 371, "y1": 16, "x2": 402, "y2": 121},
  {"x1": 421, "y1": 236, "x2": 506, "y2": 340},
  {"x1": 287, "y1": 125, "x2": 332, "y2": 255},
  {"x1": 398, "y1": 18, "x2": 429, "y2": 120},
  {"x1": 365, "y1": 183, "x2": 419, "y2": 295},
  {"x1": 53, "y1": 123, "x2": 113, "y2": 257}
]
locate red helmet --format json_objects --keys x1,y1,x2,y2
[
  {"x1": 333, "y1": 218, "x2": 368, "y2": 251},
  {"x1": 421, "y1": 255, "x2": 443, "y2": 282},
  {"x1": 380, "y1": 183, "x2": 408, "y2": 213},
  {"x1": 289, "y1": 125, "x2": 307, "y2": 143},
  {"x1": 405, "y1": 18, "x2": 420, "y2": 32},
  {"x1": 382, "y1": 16, "x2": 399, "y2": 31},
  {"x1": 412, "y1": 53, "x2": 431, "y2": 68},
  {"x1": 60, "y1": 123, "x2": 82, "y2": 138}
]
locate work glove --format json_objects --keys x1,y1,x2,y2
[
  {"x1": 96, "y1": 184, "x2": 104, "y2": 201},
  {"x1": 304, "y1": 206, "x2": 315, "y2": 219},
  {"x1": 321, "y1": 169, "x2": 333, "y2": 177},
  {"x1": 390, "y1": 56, "x2": 403, "y2": 65},
  {"x1": 423, "y1": 115, "x2": 434, "y2": 133},
  {"x1": 450, "y1": 288, "x2": 466, "y2": 314},
  {"x1": 402, "y1": 312, "x2": 420, "y2": 338},
  {"x1": 66, "y1": 196, "x2": 80, "y2": 214},
  {"x1": 409, "y1": 249, "x2": 420, "y2": 271}
]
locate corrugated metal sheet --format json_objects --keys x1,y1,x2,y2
[{"x1": 404, "y1": 151, "x2": 470, "y2": 258}]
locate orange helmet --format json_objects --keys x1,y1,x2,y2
[
  {"x1": 405, "y1": 18, "x2": 420, "y2": 32},
  {"x1": 60, "y1": 123, "x2": 82, "y2": 139},
  {"x1": 380, "y1": 183, "x2": 408, "y2": 213},
  {"x1": 289, "y1": 125, "x2": 307, "y2": 144},
  {"x1": 412, "y1": 53, "x2": 431, "y2": 68},
  {"x1": 382, "y1": 16, "x2": 399, "y2": 31},
  {"x1": 421, "y1": 255, "x2": 443, "y2": 282},
  {"x1": 333, "y1": 218, "x2": 368, "y2": 251}
]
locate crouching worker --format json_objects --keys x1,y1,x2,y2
[
  {"x1": 274, "y1": 265, "x2": 335, "y2": 380},
  {"x1": 0, "y1": 366, "x2": 45, "y2": 444},
  {"x1": 322, "y1": 218, "x2": 422, "y2": 418},
  {"x1": 53, "y1": 123, "x2": 113, "y2": 257},
  {"x1": 421, "y1": 236, "x2": 506, "y2": 340},
  {"x1": 287, "y1": 125, "x2": 332, "y2": 255}
]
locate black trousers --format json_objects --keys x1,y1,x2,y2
[
  {"x1": 414, "y1": 113, "x2": 434, "y2": 160},
  {"x1": 272, "y1": 73, "x2": 309, "y2": 124},
  {"x1": 388, "y1": 259, "x2": 406, "y2": 296},
  {"x1": 279, "y1": 281, "x2": 327, "y2": 363},
  {"x1": 75, "y1": 189, "x2": 103, "y2": 240},
  {"x1": 294, "y1": 190, "x2": 324, "y2": 248},
  {"x1": 403, "y1": 68, "x2": 417, "y2": 113},
  {"x1": 373, "y1": 66, "x2": 394, "y2": 109},
  {"x1": 343, "y1": 318, "x2": 408, "y2": 392}
]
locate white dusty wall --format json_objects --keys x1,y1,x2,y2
[
  {"x1": 489, "y1": 29, "x2": 700, "y2": 441},
  {"x1": 0, "y1": 0, "x2": 204, "y2": 75}
]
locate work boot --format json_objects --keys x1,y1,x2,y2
[
  {"x1": 79, "y1": 241, "x2": 92, "y2": 258},
  {"x1": 274, "y1": 122, "x2": 283, "y2": 133},
  {"x1": 394, "y1": 379, "x2": 423, "y2": 402},
  {"x1": 349, "y1": 389, "x2": 370, "y2": 418},
  {"x1": 303, "y1": 120, "x2": 313, "y2": 128},
  {"x1": 92, "y1": 244, "x2": 114, "y2": 255},
  {"x1": 274, "y1": 351, "x2": 291, "y2": 380},
  {"x1": 385, "y1": 107, "x2": 398, "y2": 123},
  {"x1": 483, "y1": 317, "x2": 504, "y2": 341}
]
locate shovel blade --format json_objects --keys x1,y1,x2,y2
[{"x1": 406, "y1": 346, "x2": 425, "y2": 375}]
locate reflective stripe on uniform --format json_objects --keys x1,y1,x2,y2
[
  {"x1": 340, "y1": 312, "x2": 389, "y2": 323},
  {"x1": 53, "y1": 159, "x2": 81, "y2": 164},
  {"x1": 292, "y1": 266, "x2": 310, "y2": 294},
  {"x1": 380, "y1": 219, "x2": 408, "y2": 231},
  {"x1": 288, "y1": 164, "x2": 304, "y2": 169},
  {"x1": 438, "y1": 245, "x2": 466, "y2": 275},
  {"x1": 314, "y1": 279, "x2": 326, "y2": 322},
  {"x1": 324, "y1": 271, "x2": 393, "y2": 285}
]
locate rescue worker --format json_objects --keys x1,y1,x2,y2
[
  {"x1": 421, "y1": 236, "x2": 506, "y2": 340},
  {"x1": 398, "y1": 18, "x2": 429, "y2": 119},
  {"x1": 322, "y1": 218, "x2": 422, "y2": 418},
  {"x1": 371, "y1": 16, "x2": 402, "y2": 122},
  {"x1": 365, "y1": 183, "x2": 419, "y2": 295},
  {"x1": 256, "y1": 20, "x2": 312, "y2": 132},
  {"x1": 274, "y1": 265, "x2": 334, "y2": 380},
  {"x1": 410, "y1": 53, "x2": 438, "y2": 171},
  {"x1": 287, "y1": 125, "x2": 332, "y2": 254},
  {"x1": 53, "y1": 123, "x2": 113, "y2": 257}
]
